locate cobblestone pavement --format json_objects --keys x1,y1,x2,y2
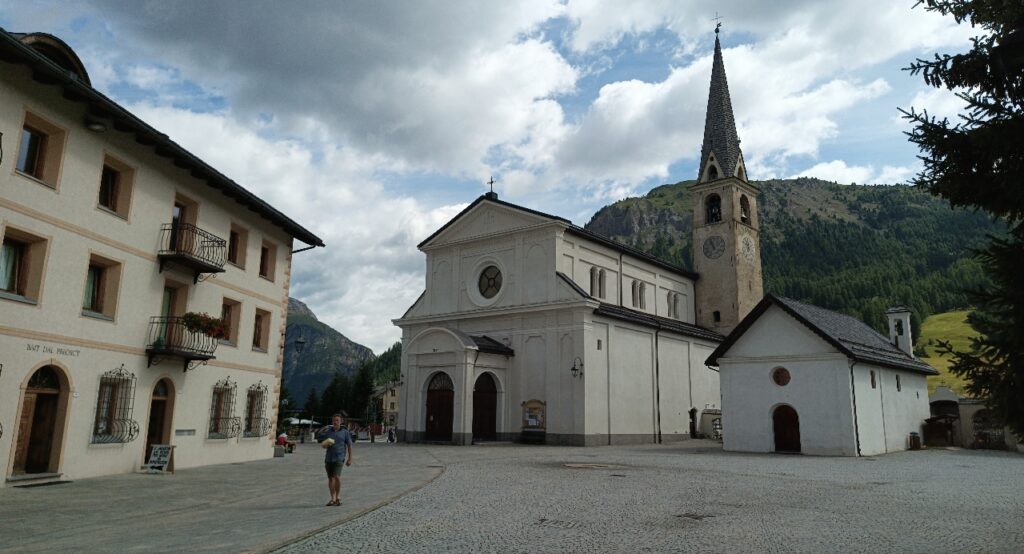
[
  {"x1": 278, "y1": 441, "x2": 1024, "y2": 554},
  {"x1": 0, "y1": 442, "x2": 440, "y2": 553}
]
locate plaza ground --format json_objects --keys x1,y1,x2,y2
[{"x1": 1, "y1": 441, "x2": 1022, "y2": 553}]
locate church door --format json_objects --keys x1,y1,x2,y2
[
  {"x1": 773, "y1": 405, "x2": 801, "y2": 453},
  {"x1": 472, "y1": 373, "x2": 498, "y2": 442},
  {"x1": 14, "y1": 366, "x2": 66, "y2": 474},
  {"x1": 425, "y1": 372, "x2": 454, "y2": 442}
]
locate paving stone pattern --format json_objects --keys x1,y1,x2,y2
[{"x1": 279, "y1": 441, "x2": 1024, "y2": 554}]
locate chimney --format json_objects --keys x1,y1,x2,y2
[{"x1": 886, "y1": 306, "x2": 913, "y2": 356}]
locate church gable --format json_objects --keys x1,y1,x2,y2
[
  {"x1": 723, "y1": 304, "x2": 838, "y2": 359},
  {"x1": 420, "y1": 198, "x2": 560, "y2": 249}
]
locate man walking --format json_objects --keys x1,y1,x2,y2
[{"x1": 316, "y1": 414, "x2": 353, "y2": 506}]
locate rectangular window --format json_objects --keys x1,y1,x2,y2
[
  {"x1": 390, "y1": 402, "x2": 396, "y2": 410},
  {"x1": 0, "y1": 238, "x2": 26, "y2": 295},
  {"x1": 253, "y1": 308, "x2": 271, "y2": 351},
  {"x1": 390, "y1": 390, "x2": 396, "y2": 397},
  {"x1": 96, "y1": 157, "x2": 134, "y2": 219},
  {"x1": 0, "y1": 227, "x2": 48, "y2": 304},
  {"x1": 243, "y1": 383, "x2": 268, "y2": 438},
  {"x1": 896, "y1": 374, "x2": 902, "y2": 392},
  {"x1": 81, "y1": 254, "x2": 122, "y2": 320},
  {"x1": 870, "y1": 370, "x2": 877, "y2": 389},
  {"x1": 91, "y1": 367, "x2": 138, "y2": 444},
  {"x1": 15, "y1": 112, "x2": 66, "y2": 188},
  {"x1": 227, "y1": 224, "x2": 248, "y2": 267},
  {"x1": 221, "y1": 298, "x2": 241, "y2": 345},
  {"x1": 259, "y1": 240, "x2": 276, "y2": 280},
  {"x1": 208, "y1": 379, "x2": 239, "y2": 439}
]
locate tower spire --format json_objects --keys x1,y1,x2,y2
[{"x1": 697, "y1": 30, "x2": 745, "y2": 182}]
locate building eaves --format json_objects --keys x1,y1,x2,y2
[
  {"x1": 594, "y1": 302, "x2": 725, "y2": 343},
  {"x1": 470, "y1": 335, "x2": 515, "y2": 356},
  {"x1": 0, "y1": 28, "x2": 324, "y2": 247}
]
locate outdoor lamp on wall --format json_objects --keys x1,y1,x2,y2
[{"x1": 570, "y1": 357, "x2": 584, "y2": 379}]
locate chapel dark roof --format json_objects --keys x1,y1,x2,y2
[
  {"x1": 0, "y1": 28, "x2": 324, "y2": 247},
  {"x1": 706, "y1": 295, "x2": 938, "y2": 375},
  {"x1": 697, "y1": 33, "x2": 743, "y2": 182}
]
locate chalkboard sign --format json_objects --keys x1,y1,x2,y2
[{"x1": 145, "y1": 444, "x2": 174, "y2": 473}]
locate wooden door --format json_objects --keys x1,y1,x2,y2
[
  {"x1": 425, "y1": 373, "x2": 454, "y2": 442},
  {"x1": 773, "y1": 405, "x2": 801, "y2": 453},
  {"x1": 13, "y1": 393, "x2": 37, "y2": 473},
  {"x1": 26, "y1": 394, "x2": 58, "y2": 473},
  {"x1": 472, "y1": 373, "x2": 497, "y2": 442}
]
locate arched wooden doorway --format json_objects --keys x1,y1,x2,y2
[
  {"x1": 145, "y1": 379, "x2": 175, "y2": 463},
  {"x1": 773, "y1": 404, "x2": 801, "y2": 453},
  {"x1": 13, "y1": 366, "x2": 69, "y2": 475},
  {"x1": 425, "y1": 372, "x2": 454, "y2": 442},
  {"x1": 472, "y1": 373, "x2": 498, "y2": 442}
]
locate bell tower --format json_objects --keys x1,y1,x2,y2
[{"x1": 691, "y1": 28, "x2": 763, "y2": 333}]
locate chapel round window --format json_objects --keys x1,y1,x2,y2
[
  {"x1": 772, "y1": 367, "x2": 791, "y2": 386},
  {"x1": 478, "y1": 265, "x2": 502, "y2": 299}
]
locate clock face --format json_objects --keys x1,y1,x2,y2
[
  {"x1": 702, "y1": 235, "x2": 726, "y2": 259},
  {"x1": 741, "y1": 236, "x2": 756, "y2": 262}
]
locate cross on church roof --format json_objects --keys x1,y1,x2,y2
[
  {"x1": 712, "y1": 13, "x2": 723, "y2": 34},
  {"x1": 487, "y1": 176, "x2": 496, "y2": 193}
]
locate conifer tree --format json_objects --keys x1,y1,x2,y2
[{"x1": 902, "y1": 0, "x2": 1024, "y2": 436}]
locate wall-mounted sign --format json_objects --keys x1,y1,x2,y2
[
  {"x1": 25, "y1": 342, "x2": 81, "y2": 357},
  {"x1": 174, "y1": 429, "x2": 196, "y2": 436},
  {"x1": 522, "y1": 399, "x2": 546, "y2": 430}
]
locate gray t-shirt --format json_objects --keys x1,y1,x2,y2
[{"x1": 317, "y1": 427, "x2": 353, "y2": 463}]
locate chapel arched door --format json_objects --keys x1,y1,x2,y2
[
  {"x1": 773, "y1": 404, "x2": 801, "y2": 453},
  {"x1": 472, "y1": 373, "x2": 498, "y2": 442},
  {"x1": 14, "y1": 366, "x2": 67, "y2": 474},
  {"x1": 425, "y1": 372, "x2": 454, "y2": 442}
]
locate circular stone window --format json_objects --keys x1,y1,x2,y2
[
  {"x1": 478, "y1": 265, "x2": 503, "y2": 299},
  {"x1": 772, "y1": 367, "x2": 791, "y2": 386}
]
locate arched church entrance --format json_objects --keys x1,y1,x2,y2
[
  {"x1": 472, "y1": 373, "x2": 498, "y2": 442},
  {"x1": 425, "y1": 372, "x2": 454, "y2": 442},
  {"x1": 772, "y1": 404, "x2": 801, "y2": 453},
  {"x1": 145, "y1": 379, "x2": 175, "y2": 464},
  {"x1": 13, "y1": 365, "x2": 69, "y2": 475}
]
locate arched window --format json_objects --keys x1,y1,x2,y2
[
  {"x1": 740, "y1": 195, "x2": 751, "y2": 224},
  {"x1": 598, "y1": 269, "x2": 606, "y2": 299},
  {"x1": 639, "y1": 282, "x2": 647, "y2": 310},
  {"x1": 707, "y1": 165, "x2": 719, "y2": 180},
  {"x1": 706, "y1": 194, "x2": 722, "y2": 224},
  {"x1": 631, "y1": 280, "x2": 639, "y2": 308},
  {"x1": 589, "y1": 266, "x2": 598, "y2": 296},
  {"x1": 667, "y1": 291, "x2": 674, "y2": 318}
]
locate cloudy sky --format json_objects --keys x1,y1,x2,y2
[{"x1": 1, "y1": 1, "x2": 971, "y2": 353}]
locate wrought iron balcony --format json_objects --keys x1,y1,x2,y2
[
  {"x1": 145, "y1": 316, "x2": 218, "y2": 371},
  {"x1": 157, "y1": 222, "x2": 227, "y2": 283},
  {"x1": 91, "y1": 419, "x2": 140, "y2": 444},
  {"x1": 209, "y1": 417, "x2": 241, "y2": 439}
]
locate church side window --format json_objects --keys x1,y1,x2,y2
[
  {"x1": 740, "y1": 195, "x2": 751, "y2": 225},
  {"x1": 589, "y1": 266, "x2": 598, "y2": 297},
  {"x1": 631, "y1": 280, "x2": 639, "y2": 308},
  {"x1": 706, "y1": 194, "x2": 722, "y2": 224},
  {"x1": 707, "y1": 165, "x2": 719, "y2": 181},
  {"x1": 896, "y1": 374, "x2": 902, "y2": 392},
  {"x1": 870, "y1": 370, "x2": 877, "y2": 389},
  {"x1": 598, "y1": 269, "x2": 606, "y2": 299},
  {"x1": 639, "y1": 282, "x2": 647, "y2": 310}
]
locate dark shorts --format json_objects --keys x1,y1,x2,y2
[{"x1": 325, "y1": 461, "x2": 344, "y2": 477}]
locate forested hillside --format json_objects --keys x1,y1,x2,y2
[{"x1": 586, "y1": 178, "x2": 1004, "y2": 336}]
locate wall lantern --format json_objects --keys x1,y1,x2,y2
[{"x1": 569, "y1": 357, "x2": 584, "y2": 379}]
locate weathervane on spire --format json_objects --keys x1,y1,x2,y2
[{"x1": 712, "y1": 12, "x2": 723, "y2": 34}]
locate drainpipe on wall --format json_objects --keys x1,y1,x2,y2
[
  {"x1": 849, "y1": 360, "x2": 862, "y2": 456},
  {"x1": 654, "y1": 328, "x2": 662, "y2": 444}
]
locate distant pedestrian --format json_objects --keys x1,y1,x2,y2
[
  {"x1": 387, "y1": 428, "x2": 396, "y2": 443},
  {"x1": 315, "y1": 414, "x2": 353, "y2": 506}
]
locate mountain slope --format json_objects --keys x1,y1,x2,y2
[
  {"x1": 586, "y1": 178, "x2": 1003, "y2": 334},
  {"x1": 284, "y1": 297, "x2": 375, "y2": 406}
]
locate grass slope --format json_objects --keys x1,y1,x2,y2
[{"x1": 916, "y1": 310, "x2": 975, "y2": 395}]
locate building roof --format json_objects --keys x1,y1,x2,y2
[
  {"x1": 419, "y1": 192, "x2": 698, "y2": 280},
  {"x1": 706, "y1": 295, "x2": 939, "y2": 375},
  {"x1": 470, "y1": 335, "x2": 515, "y2": 356},
  {"x1": 0, "y1": 28, "x2": 324, "y2": 247},
  {"x1": 698, "y1": 34, "x2": 743, "y2": 182},
  {"x1": 594, "y1": 302, "x2": 725, "y2": 343}
]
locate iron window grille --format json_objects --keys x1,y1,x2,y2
[
  {"x1": 243, "y1": 382, "x2": 271, "y2": 438},
  {"x1": 91, "y1": 364, "x2": 140, "y2": 444},
  {"x1": 208, "y1": 377, "x2": 241, "y2": 439}
]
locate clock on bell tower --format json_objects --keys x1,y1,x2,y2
[{"x1": 690, "y1": 29, "x2": 764, "y2": 334}]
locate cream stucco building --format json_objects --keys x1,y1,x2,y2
[{"x1": 0, "y1": 30, "x2": 322, "y2": 486}]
